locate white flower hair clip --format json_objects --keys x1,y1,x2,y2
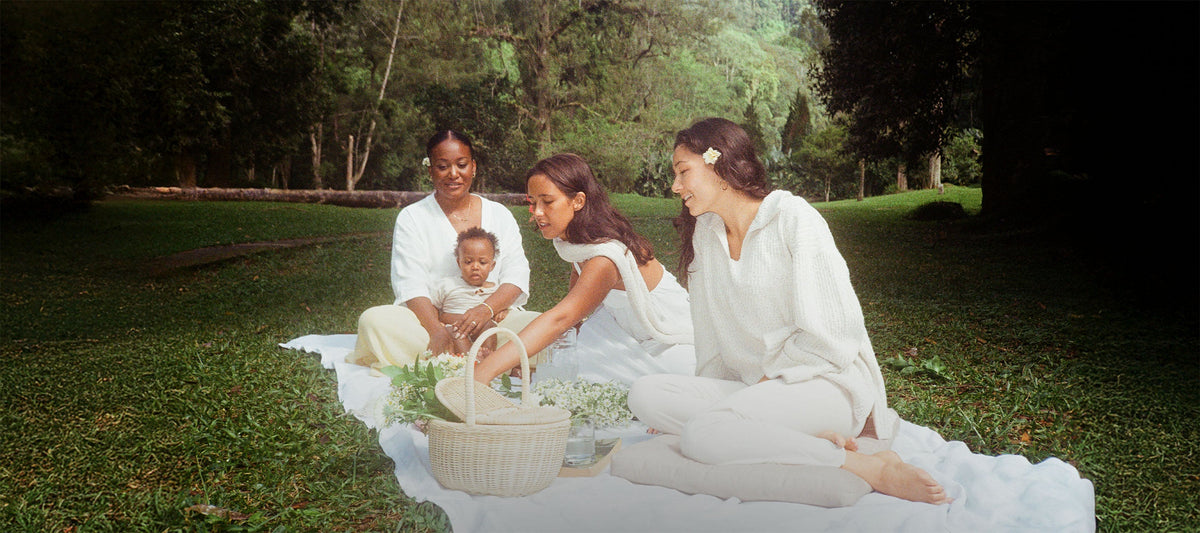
[
  {"x1": 422, "y1": 157, "x2": 430, "y2": 167},
  {"x1": 702, "y1": 147, "x2": 721, "y2": 165}
]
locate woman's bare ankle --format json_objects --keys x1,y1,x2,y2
[{"x1": 843, "y1": 451, "x2": 952, "y2": 505}]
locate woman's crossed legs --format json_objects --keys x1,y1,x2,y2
[{"x1": 628, "y1": 374, "x2": 950, "y2": 504}]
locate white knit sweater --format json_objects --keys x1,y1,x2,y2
[{"x1": 689, "y1": 190, "x2": 898, "y2": 439}]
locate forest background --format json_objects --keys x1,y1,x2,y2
[
  {"x1": 2, "y1": 0, "x2": 979, "y2": 202},
  {"x1": 1, "y1": 0, "x2": 1196, "y2": 299}
]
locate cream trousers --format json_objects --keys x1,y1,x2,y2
[
  {"x1": 346, "y1": 304, "x2": 541, "y2": 369},
  {"x1": 628, "y1": 374, "x2": 859, "y2": 467}
]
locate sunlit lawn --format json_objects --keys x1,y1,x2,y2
[{"x1": 1, "y1": 186, "x2": 1196, "y2": 531}]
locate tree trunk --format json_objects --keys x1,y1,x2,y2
[
  {"x1": 346, "y1": 134, "x2": 355, "y2": 191},
  {"x1": 275, "y1": 158, "x2": 291, "y2": 190},
  {"x1": 111, "y1": 186, "x2": 528, "y2": 209},
  {"x1": 347, "y1": 1, "x2": 404, "y2": 192},
  {"x1": 857, "y1": 158, "x2": 866, "y2": 201},
  {"x1": 824, "y1": 177, "x2": 831, "y2": 203},
  {"x1": 206, "y1": 142, "x2": 232, "y2": 188},
  {"x1": 533, "y1": 0, "x2": 554, "y2": 146},
  {"x1": 929, "y1": 152, "x2": 943, "y2": 193},
  {"x1": 897, "y1": 161, "x2": 908, "y2": 191},
  {"x1": 176, "y1": 152, "x2": 197, "y2": 188},
  {"x1": 310, "y1": 124, "x2": 324, "y2": 189}
]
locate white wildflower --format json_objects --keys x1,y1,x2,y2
[{"x1": 533, "y1": 379, "x2": 633, "y2": 428}]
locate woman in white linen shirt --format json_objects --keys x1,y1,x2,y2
[
  {"x1": 627, "y1": 118, "x2": 951, "y2": 505},
  {"x1": 347, "y1": 130, "x2": 539, "y2": 369}
]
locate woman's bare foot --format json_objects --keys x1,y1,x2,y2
[
  {"x1": 842, "y1": 451, "x2": 953, "y2": 505},
  {"x1": 816, "y1": 430, "x2": 859, "y2": 451}
]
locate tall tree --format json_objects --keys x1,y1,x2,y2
[
  {"x1": 781, "y1": 89, "x2": 812, "y2": 156},
  {"x1": 0, "y1": 0, "x2": 345, "y2": 192},
  {"x1": 344, "y1": 0, "x2": 404, "y2": 191},
  {"x1": 815, "y1": 1, "x2": 975, "y2": 168},
  {"x1": 467, "y1": 0, "x2": 712, "y2": 147}
]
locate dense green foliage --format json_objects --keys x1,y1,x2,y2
[
  {"x1": 4, "y1": 0, "x2": 861, "y2": 199},
  {"x1": 2, "y1": 194, "x2": 1197, "y2": 531},
  {"x1": 815, "y1": 1, "x2": 976, "y2": 164},
  {"x1": 0, "y1": 0, "x2": 345, "y2": 194}
]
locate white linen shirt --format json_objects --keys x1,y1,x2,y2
[
  {"x1": 390, "y1": 193, "x2": 530, "y2": 308},
  {"x1": 689, "y1": 190, "x2": 898, "y2": 438}
]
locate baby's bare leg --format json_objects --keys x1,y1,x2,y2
[{"x1": 443, "y1": 323, "x2": 471, "y2": 355}]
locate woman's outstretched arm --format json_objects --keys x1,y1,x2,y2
[{"x1": 473, "y1": 257, "x2": 619, "y2": 383}]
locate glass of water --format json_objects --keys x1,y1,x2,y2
[
  {"x1": 536, "y1": 328, "x2": 579, "y2": 383},
  {"x1": 563, "y1": 416, "x2": 596, "y2": 466}
]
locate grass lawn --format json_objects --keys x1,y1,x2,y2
[{"x1": 2, "y1": 186, "x2": 1196, "y2": 531}]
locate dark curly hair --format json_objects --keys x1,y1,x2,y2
[
  {"x1": 525, "y1": 153, "x2": 655, "y2": 265},
  {"x1": 454, "y1": 226, "x2": 498, "y2": 258},
  {"x1": 673, "y1": 118, "x2": 770, "y2": 286}
]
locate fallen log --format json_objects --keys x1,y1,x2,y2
[{"x1": 108, "y1": 186, "x2": 528, "y2": 209}]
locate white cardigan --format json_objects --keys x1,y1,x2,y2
[
  {"x1": 689, "y1": 190, "x2": 898, "y2": 439},
  {"x1": 390, "y1": 194, "x2": 530, "y2": 308}
]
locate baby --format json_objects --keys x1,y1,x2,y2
[{"x1": 428, "y1": 227, "x2": 509, "y2": 356}]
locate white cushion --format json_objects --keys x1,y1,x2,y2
[{"x1": 610, "y1": 435, "x2": 872, "y2": 508}]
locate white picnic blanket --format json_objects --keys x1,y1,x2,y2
[{"x1": 282, "y1": 334, "x2": 1096, "y2": 532}]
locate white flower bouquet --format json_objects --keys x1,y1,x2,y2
[
  {"x1": 381, "y1": 352, "x2": 468, "y2": 426},
  {"x1": 533, "y1": 379, "x2": 633, "y2": 428}
]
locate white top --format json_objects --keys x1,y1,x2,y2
[
  {"x1": 390, "y1": 193, "x2": 530, "y2": 307},
  {"x1": 429, "y1": 277, "x2": 499, "y2": 314},
  {"x1": 555, "y1": 239, "x2": 696, "y2": 386},
  {"x1": 554, "y1": 238, "x2": 693, "y2": 345},
  {"x1": 688, "y1": 190, "x2": 898, "y2": 439}
]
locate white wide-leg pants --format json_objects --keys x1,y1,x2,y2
[{"x1": 628, "y1": 374, "x2": 861, "y2": 467}]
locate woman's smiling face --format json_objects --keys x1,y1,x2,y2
[
  {"x1": 526, "y1": 173, "x2": 583, "y2": 240},
  {"x1": 429, "y1": 138, "x2": 475, "y2": 201},
  {"x1": 671, "y1": 145, "x2": 724, "y2": 216}
]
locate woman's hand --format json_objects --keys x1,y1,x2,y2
[
  {"x1": 453, "y1": 304, "x2": 494, "y2": 342},
  {"x1": 427, "y1": 324, "x2": 456, "y2": 355},
  {"x1": 816, "y1": 430, "x2": 859, "y2": 451}
]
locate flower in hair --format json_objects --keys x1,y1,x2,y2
[
  {"x1": 702, "y1": 147, "x2": 721, "y2": 165},
  {"x1": 422, "y1": 157, "x2": 430, "y2": 167}
]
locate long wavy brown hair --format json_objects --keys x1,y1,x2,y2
[
  {"x1": 673, "y1": 118, "x2": 771, "y2": 286},
  {"x1": 526, "y1": 153, "x2": 655, "y2": 265}
]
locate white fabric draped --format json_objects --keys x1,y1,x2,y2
[{"x1": 282, "y1": 334, "x2": 1095, "y2": 533}]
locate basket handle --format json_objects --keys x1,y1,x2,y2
[{"x1": 462, "y1": 326, "x2": 531, "y2": 426}]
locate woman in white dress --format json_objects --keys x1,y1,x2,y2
[
  {"x1": 473, "y1": 153, "x2": 695, "y2": 386},
  {"x1": 628, "y1": 118, "x2": 951, "y2": 505},
  {"x1": 347, "y1": 130, "x2": 539, "y2": 369}
]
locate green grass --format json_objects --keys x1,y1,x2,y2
[{"x1": 2, "y1": 188, "x2": 1197, "y2": 531}]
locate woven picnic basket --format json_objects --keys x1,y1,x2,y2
[{"x1": 427, "y1": 327, "x2": 571, "y2": 497}]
